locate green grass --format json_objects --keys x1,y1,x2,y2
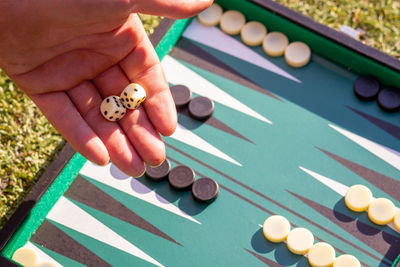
[
  {"x1": 0, "y1": 3, "x2": 399, "y2": 228},
  {"x1": 274, "y1": 0, "x2": 400, "y2": 59},
  {"x1": 0, "y1": 71, "x2": 65, "y2": 227}
]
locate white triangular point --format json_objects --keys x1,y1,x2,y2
[
  {"x1": 161, "y1": 55, "x2": 273, "y2": 125},
  {"x1": 299, "y1": 166, "x2": 348, "y2": 196},
  {"x1": 79, "y1": 162, "x2": 200, "y2": 224},
  {"x1": 47, "y1": 196, "x2": 163, "y2": 267},
  {"x1": 182, "y1": 19, "x2": 301, "y2": 83},
  {"x1": 170, "y1": 124, "x2": 242, "y2": 166},
  {"x1": 299, "y1": 166, "x2": 400, "y2": 233},
  {"x1": 384, "y1": 146, "x2": 400, "y2": 157},
  {"x1": 24, "y1": 241, "x2": 63, "y2": 267},
  {"x1": 329, "y1": 124, "x2": 400, "y2": 171}
]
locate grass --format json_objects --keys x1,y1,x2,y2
[
  {"x1": 274, "y1": 0, "x2": 400, "y2": 59},
  {"x1": 0, "y1": 3, "x2": 399, "y2": 228}
]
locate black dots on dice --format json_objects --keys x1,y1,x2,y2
[
  {"x1": 188, "y1": 96, "x2": 215, "y2": 121},
  {"x1": 377, "y1": 87, "x2": 400, "y2": 112},
  {"x1": 100, "y1": 95, "x2": 127, "y2": 122},
  {"x1": 353, "y1": 75, "x2": 380, "y2": 101},
  {"x1": 145, "y1": 159, "x2": 171, "y2": 181},
  {"x1": 171, "y1": 85, "x2": 192, "y2": 109},
  {"x1": 192, "y1": 177, "x2": 219, "y2": 203}
]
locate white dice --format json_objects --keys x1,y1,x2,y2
[
  {"x1": 100, "y1": 96, "x2": 126, "y2": 122},
  {"x1": 120, "y1": 83, "x2": 146, "y2": 110}
]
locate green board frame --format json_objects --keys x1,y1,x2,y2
[{"x1": 1, "y1": 0, "x2": 399, "y2": 265}]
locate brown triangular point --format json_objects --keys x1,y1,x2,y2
[
  {"x1": 64, "y1": 175, "x2": 181, "y2": 246},
  {"x1": 245, "y1": 249, "x2": 283, "y2": 266},
  {"x1": 347, "y1": 106, "x2": 400, "y2": 140},
  {"x1": 288, "y1": 190, "x2": 399, "y2": 264},
  {"x1": 179, "y1": 108, "x2": 253, "y2": 143},
  {"x1": 165, "y1": 143, "x2": 383, "y2": 265},
  {"x1": 31, "y1": 219, "x2": 112, "y2": 267},
  {"x1": 318, "y1": 147, "x2": 400, "y2": 202},
  {"x1": 171, "y1": 38, "x2": 282, "y2": 102}
]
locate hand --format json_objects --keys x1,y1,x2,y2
[{"x1": 0, "y1": 0, "x2": 212, "y2": 177}]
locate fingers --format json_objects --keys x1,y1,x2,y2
[
  {"x1": 10, "y1": 15, "x2": 140, "y2": 94},
  {"x1": 93, "y1": 65, "x2": 166, "y2": 166},
  {"x1": 67, "y1": 81, "x2": 146, "y2": 177},
  {"x1": 119, "y1": 20, "x2": 177, "y2": 136},
  {"x1": 28, "y1": 91, "x2": 109, "y2": 166},
  {"x1": 132, "y1": 0, "x2": 213, "y2": 19}
]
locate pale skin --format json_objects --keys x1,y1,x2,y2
[{"x1": 0, "y1": 0, "x2": 213, "y2": 177}]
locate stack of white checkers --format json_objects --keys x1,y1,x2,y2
[
  {"x1": 197, "y1": 3, "x2": 311, "y2": 68},
  {"x1": 345, "y1": 184, "x2": 400, "y2": 231},
  {"x1": 262, "y1": 215, "x2": 361, "y2": 267},
  {"x1": 12, "y1": 246, "x2": 59, "y2": 267}
]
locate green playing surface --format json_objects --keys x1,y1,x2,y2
[{"x1": 2, "y1": 0, "x2": 400, "y2": 266}]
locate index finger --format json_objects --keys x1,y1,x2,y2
[{"x1": 119, "y1": 18, "x2": 177, "y2": 136}]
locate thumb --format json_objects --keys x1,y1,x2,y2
[{"x1": 131, "y1": 0, "x2": 213, "y2": 19}]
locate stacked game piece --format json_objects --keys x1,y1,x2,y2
[
  {"x1": 220, "y1": 10, "x2": 246, "y2": 35},
  {"x1": 197, "y1": 3, "x2": 223, "y2": 27},
  {"x1": 263, "y1": 32, "x2": 289, "y2": 57},
  {"x1": 377, "y1": 87, "x2": 400, "y2": 112},
  {"x1": 262, "y1": 215, "x2": 360, "y2": 267},
  {"x1": 145, "y1": 159, "x2": 219, "y2": 203},
  {"x1": 145, "y1": 159, "x2": 171, "y2": 181},
  {"x1": 263, "y1": 215, "x2": 291, "y2": 243},
  {"x1": 100, "y1": 83, "x2": 146, "y2": 121},
  {"x1": 192, "y1": 177, "x2": 219, "y2": 203},
  {"x1": 353, "y1": 75, "x2": 400, "y2": 113},
  {"x1": 345, "y1": 184, "x2": 400, "y2": 230},
  {"x1": 188, "y1": 96, "x2": 215, "y2": 121},
  {"x1": 353, "y1": 75, "x2": 380, "y2": 101},
  {"x1": 170, "y1": 85, "x2": 192, "y2": 110},
  {"x1": 241, "y1": 21, "x2": 267, "y2": 47},
  {"x1": 170, "y1": 84, "x2": 215, "y2": 121},
  {"x1": 168, "y1": 165, "x2": 196, "y2": 190},
  {"x1": 286, "y1": 227, "x2": 314, "y2": 255},
  {"x1": 284, "y1": 42, "x2": 311, "y2": 68},
  {"x1": 197, "y1": 3, "x2": 312, "y2": 68},
  {"x1": 12, "y1": 247, "x2": 59, "y2": 267}
]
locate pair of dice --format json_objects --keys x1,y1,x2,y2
[{"x1": 100, "y1": 83, "x2": 146, "y2": 121}]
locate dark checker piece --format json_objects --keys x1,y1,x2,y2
[
  {"x1": 192, "y1": 177, "x2": 219, "y2": 203},
  {"x1": 377, "y1": 87, "x2": 400, "y2": 112},
  {"x1": 353, "y1": 75, "x2": 380, "y2": 101},
  {"x1": 145, "y1": 159, "x2": 171, "y2": 181},
  {"x1": 168, "y1": 165, "x2": 195, "y2": 190},
  {"x1": 171, "y1": 85, "x2": 192, "y2": 109},
  {"x1": 188, "y1": 96, "x2": 215, "y2": 121}
]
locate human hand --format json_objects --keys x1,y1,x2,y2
[{"x1": 0, "y1": 0, "x2": 212, "y2": 176}]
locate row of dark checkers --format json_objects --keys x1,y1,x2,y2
[
  {"x1": 147, "y1": 84, "x2": 218, "y2": 202},
  {"x1": 145, "y1": 159, "x2": 219, "y2": 203},
  {"x1": 354, "y1": 75, "x2": 400, "y2": 112}
]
